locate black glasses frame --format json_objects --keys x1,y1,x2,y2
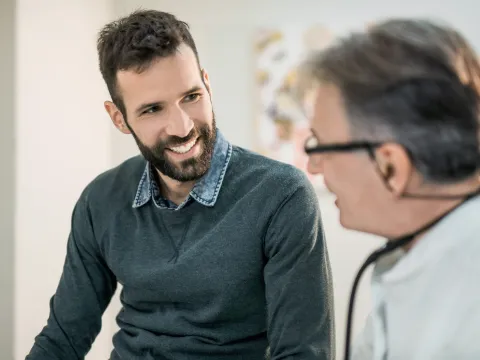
[{"x1": 304, "y1": 137, "x2": 383, "y2": 156}]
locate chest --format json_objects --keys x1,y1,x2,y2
[
  {"x1": 101, "y1": 206, "x2": 266, "y2": 306},
  {"x1": 367, "y1": 270, "x2": 474, "y2": 360}
]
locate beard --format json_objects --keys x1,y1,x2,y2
[{"x1": 131, "y1": 116, "x2": 217, "y2": 182}]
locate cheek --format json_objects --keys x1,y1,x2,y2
[
  {"x1": 321, "y1": 157, "x2": 340, "y2": 182},
  {"x1": 331, "y1": 159, "x2": 377, "y2": 205},
  {"x1": 128, "y1": 119, "x2": 165, "y2": 147},
  {"x1": 188, "y1": 98, "x2": 213, "y2": 122},
  {"x1": 323, "y1": 157, "x2": 360, "y2": 193},
  {"x1": 307, "y1": 155, "x2": 323, "y2": 175}
]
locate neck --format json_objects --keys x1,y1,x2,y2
[
  {"x1": 394, "y1": 177, "x2": 480, "y2": 251},
  {"x1": 156, "y1": 171, "x2": 196, "y2": 205}
]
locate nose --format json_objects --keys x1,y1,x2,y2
[
  {"x1": 166, "y1": 106, "x2": 194, "y2": 138},
  {"x1": 307, "y1": 155, "x2": 324, "y2": 175}
]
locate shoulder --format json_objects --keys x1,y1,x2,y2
[
  {"x1": 230, "y1": 146, "x2": 312, "y2": 193},
  {"x1": 80, "y1": 155, "x2": 146, "y2": 209},
  {"x1": 67, "y1": 155, "x2": 146, "y2": 240},
  {"x1": 222, "y1": 146, "x2": 317, "y2": 216}
]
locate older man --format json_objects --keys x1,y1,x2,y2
[{"x1": 300, "y1": 19, "x2": 480, "y2": 360}]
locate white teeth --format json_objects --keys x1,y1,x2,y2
[{"x1": 169, "y1": 138, "x2": 197, "y2": 154}]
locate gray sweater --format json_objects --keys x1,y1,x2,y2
[{"x1": 27, "y1": 142, "x2": 334, "y2": 359}]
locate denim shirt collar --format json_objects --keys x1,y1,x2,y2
[{"x1": 132, "y1": 129, "x2": 232, "y2": 210}]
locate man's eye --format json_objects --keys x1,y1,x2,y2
[
  {"x1": 143, "y1": 105, "x2": 162, "y2": 114},
  {"x1": 184, "y1": 93, "x2": 201, "y2": 102}
]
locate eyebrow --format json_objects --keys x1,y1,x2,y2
[{"x1": 134, "y1": 85, "x2": 203, "y2": 115}]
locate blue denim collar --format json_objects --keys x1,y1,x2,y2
[{"x1": 132, "y1": 129, "x2": 232, "y2": 210}]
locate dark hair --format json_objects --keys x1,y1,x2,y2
[
  {"x1": 301, "y1": 19, "x2": 480, "y2": 184},
  {"x1": 97, "y1": 9, "x2": 200, "y2": 117}
]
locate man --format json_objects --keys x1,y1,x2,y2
[
  {"x1": 27, "y1": 9, "x2": 334, "y2": 360},
  {"x1": 300, "y1": 19, "x2": 480, "y2": 360}
]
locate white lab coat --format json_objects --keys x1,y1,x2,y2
[{"x1": 352, "y1": 196, "x2": 480, "y2": 360}]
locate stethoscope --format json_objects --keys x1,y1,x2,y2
[{"x1": 343, "y1": 187, "x2": 480, "y2": 360}]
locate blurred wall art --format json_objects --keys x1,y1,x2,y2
[{"x1": 254, "y1": 25, "x2": 333, "y2": 192}]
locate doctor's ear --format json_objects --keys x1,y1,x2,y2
[
  {"x1": 375, "y1": 143, "x2": 412, "y2": 195},
  {"x1": 384, "y1": 164, "x2": 394, "y2": 182}
]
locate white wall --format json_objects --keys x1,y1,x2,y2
[
  {"x1": 112, "y1": 0, "x2": 480, "y2": 357},
  {"x1": 14, "y1": 0, "x2": 115, "y2": 359}
]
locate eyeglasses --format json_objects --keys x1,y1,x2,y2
[{"x1": 304, "y1": 135, "x2": 383, "y2": 156}]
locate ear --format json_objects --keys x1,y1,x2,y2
[
  {"x1": 104, "y1": 101, "x2": 131, "y2": 135},
  {"x1": 201, "y1": 68, "x2": 212, "y2": 98},
  {"x1": 375, "y1": 143, "x2": 412, "y2": 196}
]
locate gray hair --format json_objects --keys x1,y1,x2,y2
[{"x1": 300, "y1": 19, "x2": 480, "y2": 184}]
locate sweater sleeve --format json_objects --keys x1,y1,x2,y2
[
  {"x1": 263, "y1": 180, "x2": 335, "y2": 360},
  {"x1": 26, "y1": 193, "x2": 117, "y2": 359}
]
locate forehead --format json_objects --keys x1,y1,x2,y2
[
  {"x1": 116, "y1": 44, "x2": 202, "y2": 108},
  {"x1": 311, "y1": 83, "x2": 351, "y2": 141}
]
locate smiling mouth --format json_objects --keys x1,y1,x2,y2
[{"x1": 167, "y1": 137, "x2": 198, "y2": 154}]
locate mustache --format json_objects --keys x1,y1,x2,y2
[{"x1": 158, "y1": 129, "x2": 199, "y2": 150}]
